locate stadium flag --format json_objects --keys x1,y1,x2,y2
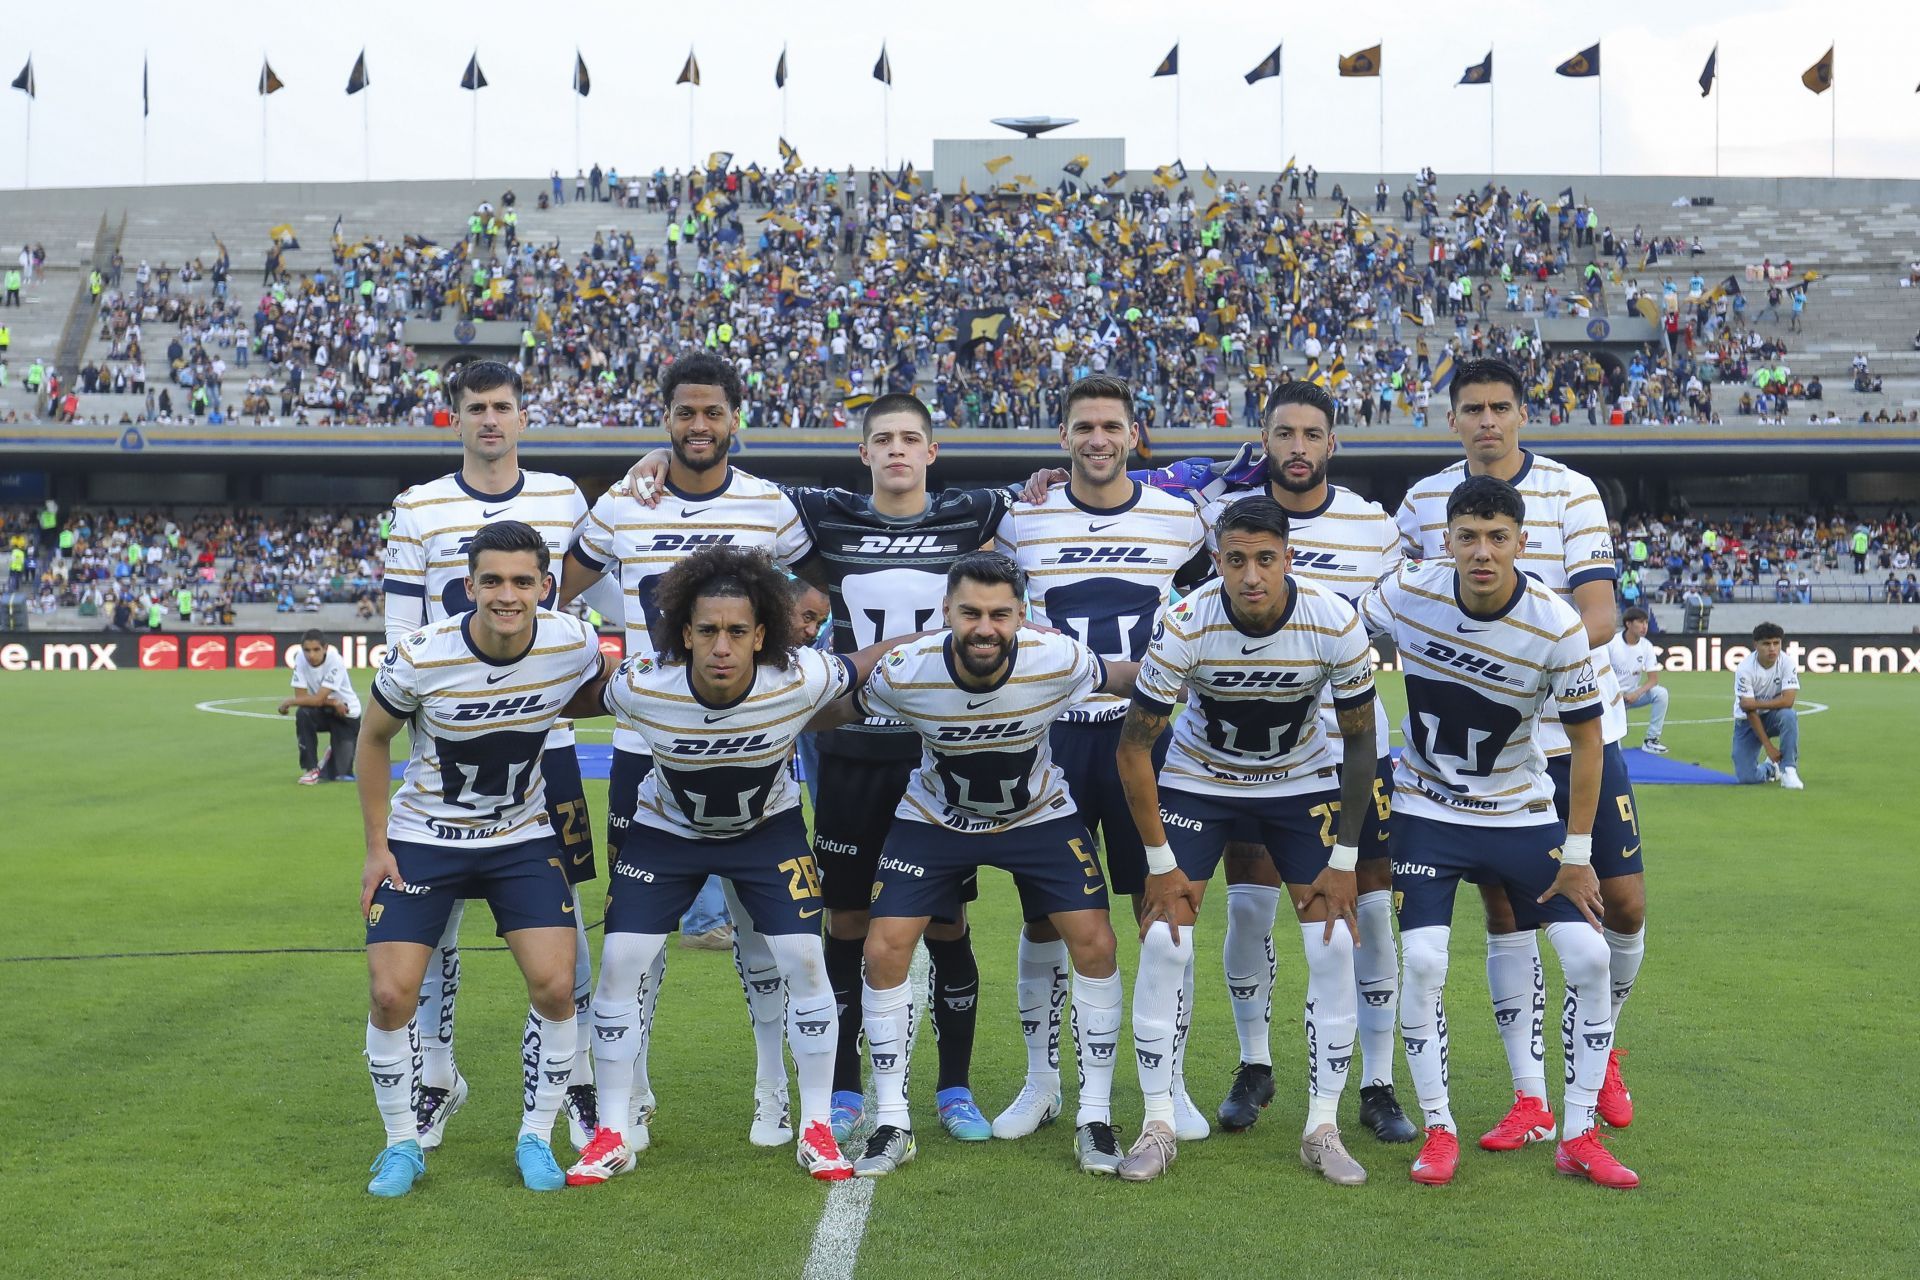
[
  {"x1": 1430, "y1": 352, "x2": 1455, "y2": 394},
  {"x1": 873, "y1": 44, "x2": 892, "y2": 85},
  {"x1": 709, "y1": 150, "x2": 733, "y2": 172},
  {"x1": 1801, "y1": 46, "x2": 1832, "y2": 93},
  {"x1": 1202, "y1": 164, "x2": 1218, "y2": 189},
  {"x1": 775, "y1": 47, "x2": 787, "y2": 89},
  {"x1": 984, "y1": 154, "x2": 1013, "y2": 174},
  {"x1": 957, "y1": 307, "x2": 1011, "y2": 352},
  {"x1": 1557, "y1": 185, "x2": 1576, "y2": 207},
  {"x1": 347, "y1": 50, "x2": 370, "y2": 95},
  {"x1": 1339, "y1": 45, "x2": 1381, "y2": 77},
  {"x1": 1063, "y1": 154, "x2": 1089, "y2": 177},
  {"x1": 1401, "y1": 308, "x2": 1426, "y2": 327},
  {"x1": 1245, "y1": 44, "x2": 1282, "y2": 84},
  {"x1": 1556, "y1": 44, "x2": 1600, "y2": 77},
  {"x1": 1279, "y1": 155, "x2": 1297, "y2": 177},
  {"x1": 1459, "y1": 51, "x2": 1491, "y2": 85},
  {"x1": 572, "y1": 52, "x2": 590, "y2": 97},
  {"x1": 258, "y1": 60, "x2": 283, "y2": 95},
  {"x1": 1103, "y1": 169, "x2": 1126, "y2": 188},
  {"x1": 778, "y1": 136, "x2": 801, "y2": 171},
  {"x1": 677, "y1": 51, "x2": 701, "y2": 86},
  {"x1": 1136, "y1": 417, "x2": 1154, "y2": 462},
  {"x1": 142, "y1": 56, "x2": 148, "y2": 116},
  {"x1": 1711, "y1": 274, "x2": 1742, "y2": 299},
  {"x1": 1153, "y1": 45, "x2": 1179, "y2": 78},
  {"x1": 1699, "y1": 45, "x2": 1717, "y2": 97},
  {"x1": 460, "y1": 54, "x2": 487, "y2": 91}
]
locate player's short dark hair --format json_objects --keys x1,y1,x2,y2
[
  {"x1": 1751, "y1": 621, "x2": 1785, "y2": 642},
  {"x1": 1448, "y1": 356, "x2": 1526, "y2": 410},
  {"x1": 301, "y1": 628, "x2": 326, "y2": 644},
  {"x1": 465, "y1": 520, "x2": 551, "y2": 575},
  {"x1": 1063, "y1": 375, "x2": 1135, "y2": 421},
  {"x1": 445, "y1": 358, "x2": 522, "y2": 411},
  {"x1": 660, "y1": 350, "x2": 743, "y2": 411},
  {"x1": 1622, "y1": 607, "x2": 1648, "y2": 624},
  {"x1": 861, "y1": 393, "x2": 933, "y2": 438},
  {"x1": 653, "y1": 545, "x2": 797, "y2": 670},
  {"x1": 1214, "y1": 494, "x2": 1292, "y2": 544},
  {"x1": 1445, "y1": 474, "x2": 1526, "y2": 527},
  {"x1": 946, "y1": 550, "x2": 1027, "y2": 599},
  {"x1": 1261, "y1": 379, "x2": 1336, "y2": 430}
]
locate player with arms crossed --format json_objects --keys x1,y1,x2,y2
[
  {"x1": 852, "y1": 552, "x2": 1137, "y2": 1177},
  {"x1": 1360, "y1": 476, "x2": 1637, "y2": 1189},
  {"x1": 561, "y1": 352, "x2": 812, "y2": 1149},
  {"x1": 1395, "y1": 358, "x2": 1646, "y2": 1146},
  {"x1": 563, "y1": 547, "x2": 915, "y2": 1184},
  {"x1": 357, "y1": 521, "x2": 608, "y2": 1196},
  {"x1": 382, "y1": 359, "x2": 607, "y2": 1153},
  {"x1": 1115, "y1": 496, "x2": 1379, "y2": 1184},
  {"x1": 992, "y1": 375, "x2": 1210, "y2": 1142}
]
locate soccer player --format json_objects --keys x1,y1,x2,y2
[
  {"x1": 357, "y1": 521, "x2": 608, "y2": 1196},
  {"x1": 1395, "y1": 357, "x2": 1646, "y2": 1146},
  {"x1": 383, "y1": 359, "x2": 607, "y2": 1153},
  {"x1": 562, "y1": 547, "x2": 914, "y2": 1184},
  {"x1": 1731, "y1": 621, "x2": 1803, "y2": 788},
  {"x1": 1608, "y1": 607, "x2": 1670, "y2": 753},
  {"x1": 851, "y1": 552, "x2": 1137, "y2": 1177},
  {"x1": 281, "y1": 628, "x2": 362, "y2": 784},
  {"x1": 560, "y1": 351, "x2": 812, "y2": 1149},
  {"x1": 1361, "y1": 476, "x2": 1636, "y2": 1189},
  {"x1": 1114, "y1": 496, "x2": 1378, "y2": 1184}
]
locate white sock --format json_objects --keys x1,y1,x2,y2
[
  {"x1": 1171, "y1": 948, "x2": 1196, "y2": 1101},
  {"x1": 634, "y1": 943, "x2": 666, "y2": 1106},
  {"x1": 727, "y1": 893, "x2": 788, "y2": 1091},
  {"x1": 864, "y1": 979, "x2": 914, "y2": 1129},
  {"x1": 1301, "y1": 920, "x2": 1358, "y2": 1135},
  {"x1": 1486, "y1": 931, "x2": 1548, "y2": 1101},
  {"x1": 767, "y1": 932, "x2": 835, "y2": 1131},
  {"x1": 1352, "y1": 890, "x2": 1399, "y2": 1087},
  {"x1": 570, "y1": 891, "x2": 594, "y2": 1085},
  {"x1": 1133, "y1": 922, "x2": 1193, "y2": 1125},
  {"x1": 1015, "y1": 932, "x2": 1069, "y2": 1089},
  {"x1": 1605, "y1": 926, "x2": 1645, "y2": 1035},
  {"x1": 1070, "y1": 969, "x2": 1121, "y2": 1126},
  {"x1": 518, "y1": 1008, "x2": 578, "y2": 1142},
  {"x1": 1223, "y1": 883, "x2": 1281, "y2": 1067},
  {"x1": 417, "y1": 901, "x2": 465, "y2": 1090},
  {"x1": 594, "y1": 930, "x2": 666, "y2": 1140},
  {"x1": 1399, "y1": 925, "x2": 1454, "y2": 1133},
  {"x1": 1547, "y1": 920, "x2": 1613, "y2": 1136},
  {"x1": 366, "y1": 1019, "x2": 420, "y2": 1146}
]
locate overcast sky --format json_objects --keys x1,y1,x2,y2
[{"x1": 2, "y1": 0, "x2": 1915, "y2": 190}]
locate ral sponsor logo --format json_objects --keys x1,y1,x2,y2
[
  {"x1": 138, "y1": 635, "x2": 180, "y2": 669},
  {"x1": 234, "y1": 635, "x2": 277, "y2": 669},
  {"x1": 188, "y1": 636, "x2": 229, "y2": 669}
]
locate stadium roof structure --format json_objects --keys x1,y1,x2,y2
[{"x1": 990, "y1": 117, "x2": 1077, "y2": 138}]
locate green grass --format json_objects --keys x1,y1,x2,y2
[{"x1": 2, "y1": 670, "x2": 1915, "y2": 1278}]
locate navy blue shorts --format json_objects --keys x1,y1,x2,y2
[
  {"x1": 869, "y1": 813, "x2": 1107, "y2": 923},
  {"x1": 543, "y1": 742, "x2": 597, "y2": 885},
  {"x1": 1225, "y1": 755, "x2": 1393, "y2": 861},
  {"x1": 812, "y1": 751, "x2": 978, "y2": 913},
  {"x1": 1052, "y1": 717, "x2": 1169, "y2": 896},
  {"x1": 1546, "y1": 742, "x2": 1646, "y2": 880},
  {"x1": 1160, "y1": 784, "x2": 1341, "y2": 886},
  {"x1": 605, "y1": 808, "x2": 821, "y2": 936},
  {"x1": 1390, "y1": 813, "x2": 1583, "y2": 932},
  {"x1": 606, "y1": 748, "x2": 655, "y2": 853},
  {"x1": 367, "y1": 835, "x2": 576, "y2": 946}
]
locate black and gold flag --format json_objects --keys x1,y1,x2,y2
[
  {"x1": 1245, "y1": 44, "x2": 1281, "y2": 85},
  {"x1": 258, "y1": 59, "x2": 284, "y2": 95},
  {"x1": 1801, "y1": 46, "x2": 1832, "y2": 94},
  {"x1": 459, "y1": 54, "x2": 486, "y2": 91},
  {"x1": 572, "y1": 52, "x2": 590, "y2": 97},
  {"x1": 775, "y1": 46, "x2": 787, "y2": 89},
  {"x1": 1153, "y1": 44, "x2": 1179, "y2": 77},
  {"x1": 677, "y1": 50, "x2": 701, "y2": 86},
  {"x1": 778, "y1": 136, "x2": 801, "y2": 171},
  {"x1": 1063, "y1": 154, "x2": 1089, "y2": 178},
  {"x1": 1102, "y1": 169, "x2": 1126, "y2": 188},
  {"x1": 347, "y1": 50, "x2": 370, "y2": 96},
  {"x1": 957, "y1": 307, "x2": 1011, "y2": 352},
  {"x1": 1556, "y1": 44, "x2": 1600, "y2": 78},
  {"x1": 1459, "y1": 52, "x2": 1491, "y2": 86},
  {"x1": 1339, "y1": 45, "x2": 1381, "y2": 77}
]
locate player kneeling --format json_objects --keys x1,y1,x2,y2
[{"x1": 563, "y1": 547, "x2": 909, "y2": 1184}]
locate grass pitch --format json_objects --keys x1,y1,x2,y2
[{"x1": 2, "y1": 670, "x2": 1914, "y2": 1279}]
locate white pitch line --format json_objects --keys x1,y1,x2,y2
[{"x1": 194, "y1": 696, "x2": 286, "y2": 721}]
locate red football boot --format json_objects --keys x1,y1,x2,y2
[
  {"x1": 1409, "y1": 1127, "x2": 1460, "y2": 1186},
  {"x1": 1479, "y1": 1090, "x2": 1556, "y2": 1151},
  {"x1": 1556, "y1": 1127, "x2": 1640, "y2": 1189},
  {"x1": 1598, "y1": 1048, "x2": 1634, "y2": 1128}
]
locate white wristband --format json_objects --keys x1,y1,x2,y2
[
  {"x1": 1328, "y1": 842, "x2": 1360, "y2": 873},
  {"x1": 1561, "y1": 833, "x2": 1593, "y2": 868},
  {"x1": 1144, "y1": 842, "x2": 1178, "y2": 876}
]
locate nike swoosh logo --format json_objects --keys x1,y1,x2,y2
[
  {"x1": 572, "y1": 850, "x2": 590, "y2": 865},
  {"x1": 1087, "y1": 522, "x2": 1119, "y2": 533},
  {"x1": 1584, "y1": 1018, "x2": 1609, "y2": 1027},
  {"x1": 680, "y1": 508, "x2": 711, "y2": 519},
  {"x1": 1621, "y1": 845, "x2": 1640, "y2": 858},
  {"x1": 966, "y1": 698, "x2": 996, "y2": 709},
  {"x1": 561, "y1": 901, "x2": 575, "y2": 914},
  {"x1": 1083, "y1": 884, "x2": 1102, "y2": 895},
  {"x1": 703, "y1": 713, "x2": 733, "y2": 723},
  {"x1": 1240, "y1": 644, "x2": 1266, "y2": 655},
  {"x1": 481, "y1": 507, "x2": 511, "y2": 518},
  {"x1": 1456, "y1": 624, "x2": 1489, "y2": 634},
  {"x1": 486, "y1": 672, "x2": 512, "y2": 684},
  {"x1": 798, "y1": 907, "x2": 822, "y2": 919},
  {"x1": 1411, "y1": 1159, "x2": 1431, "y2": 1173}
]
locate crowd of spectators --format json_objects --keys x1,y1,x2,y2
[{"x1": 1611, "y1": 507, "x2": 1919, "y2": 607}]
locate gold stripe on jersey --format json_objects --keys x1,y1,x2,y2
[
  {"x1": 1012, "y1": 533, "x2": 1195, "y2": 550},
  {"x1": 397, "y1": 486, "x2": 579, "y2": 509},
  {"x1": 1398, "y1": 581, "x2": 1568, "y2": 645},
  {"x1": 1396, "y1": 646, "x2": 1549, "y2": 700},
  {"x1": 625, "y1": 701, "x2": 816, "y2": 737},
  {"x1": 410, "y1": 654, "x2": 483, "y2": 670},
  {"x1": 418, "y1": 708, "x2": 573, "y2": 734},
  {"x1": 1401, "y1": 758, "x2": 1537, "y2": 799}
]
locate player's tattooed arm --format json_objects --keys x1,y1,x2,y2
[{"x1": 1115, "y1": 703, "x2": 1172, "y2": 852}]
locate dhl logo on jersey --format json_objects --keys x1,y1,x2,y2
[{"x1": 1040, "y1": 546, "x2": 1164, "y2": 568}]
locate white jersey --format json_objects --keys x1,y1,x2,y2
[
  {"x1": 1732, "y1": 650, "x2": 1799, "y2": 720},
  {"x1": 383, "y1": 469, "x2": 590, "y2": 747},
  {"x1": 1199, "y1": 481, "x2": 1400, "y2": 760},
  {"x1": 292, "y1": 646, "x2": 362, "y2": 719},
  {"x1": 1358, "y1": 562, "x2": 1603, "y2": 827},
  {"x1": 574, "y1": 469, "x2": 813, "y2": 755},
  {"x1": 1394, "y1": 450, "x2": 1624, "y2": 750},
  {"x1": 995, "y1": 480, "x2": 1205, "y2": 722},
  {"x1": 602, "y1": 646, "x2": 855, "y2": 839},
  {"x1": 371, "y1": 610, "x2": 604, "y2": 848},
  {"x1": 1134, "y1": 576, "x2": 1374, "y2": 799},
  {"x1": 1606, "y1": 634, "x2": 1660, "y2": 694},
  {"x1": 860, "y1": 630, "x2": 1104, "y2": 833}
]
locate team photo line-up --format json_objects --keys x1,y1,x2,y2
[{"x1": 354, "y1": 348, "x2": 1679, "y2": 1197}]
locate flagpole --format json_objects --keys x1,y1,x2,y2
[
  {"x1": 260, "y1": 54, "x2": 268, "y2": 184},
  {"x1": 1278, "y1": 57, "x2": 1286, "y2": 170},
  {"x1": 1713, "y1": 46, "x2": 1721, "y2": 179},
  {"x1": 363, "y1": 90, "x2": 371, "y2": 183},
  {"x1": 1175, "y1": 46, "x2": 1183, "y2": 165},
  {"x1": 1829, "y1": 42, "x2": 1836, "y2": 180},
  {"x1": 22, "y1": 94, "x2": 29, "y2": 190},
  {"x1": 573, "y1": 94, "x2": 581, "y2": 181},
  {"x1": 1489, "y1": 43, "x2": 1496, "y2": 179},
  {"x1": 1596, "y1": 60, "x2": 1604, "y2": 176},
  {"x1": 471, "y1": 91, "x2": 478, "y2": 182},
  {"x1": 142, "y1": 51, "x2": 149, "y2": 187},
  {"x1": 1376, "y1": 42, "x2": 1384, "y2": 177}
]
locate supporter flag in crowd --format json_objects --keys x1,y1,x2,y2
[
  {"x1": 1699, "y1": 45, "x2": 1717, "y2": 97},
  {"x1": 258, "y1": 59, "x2": 284, "y2": 96},
  {"x1": 1063, "y1": 155, "x2": 1089, "y2": 178},
  {"x1": 1201, "y1": 164, "x2": 1218, "y2": 189},
  {"x1": 1430, "y1": 352, "x2": 1455, "y2": 394},
  {"x1": 1801, "y1": 46, "x2": 1833, "y2": 94},
  {"x1": 775, "y1": 46, "x2": 787, "y2": 89},
  {"x1": 873, "y1": 44, "x2": 892, "y2": 86},
  {"x1": 709, "y1": 151, "x2": 734, "y2": 172},
  {"x1": 1135, "y1": 418, "x2": 1154, "y2": 462},
  {"x1": 845, "y1": 392, "x2": 877, "y2": 411},
  {"x1": 347, "y1": 50, "x2": 370, "y2": 96},
  {"x1": 677, "y1": 50, "x2": 701, "y2": 87},
  {"x1": 1102, "y1": 169, "x2": 1126, "y2": 188},
  {"x1": 1556, "y1": 44, "x2": 1600, "y2": 78},
  {"x1": 1245, "y1": 44, "x2": 1282, "y2": 85},
  {"x1": 1557, "y1": 185, "x2": 1576, "y2": 207},
  {"x1": 1279, "y1": 154, "x2": 1297, "y2": 177},
  {"x1": 460, "y1": 54, "x2": 487, "y2": 91},
  {"x1": 984, "y1": 154, "x2": 1013, "y2": 174},
  {"x1": 778, "y1": 136, "x2": 801, "y2": 171},
  {"x1": 1710, "y1": 275, "x2": 1742, "y2": 299},
  {"x1": 267, "y1": 223, "x2": 300, "y2": 249},
  {"x1": 1153, "y1": 44, "x2": 1179, "y2": 78},
  {"x1": 1459, "y1": 51, "x2": 1491, "y2": 86},
  {"x1": 1339, "y1": 45, "x2": 1381, "y2": 77},
  {"x1": 957, "y1": 308, "x2": 1011, "y2": 354},
  {"x1": 572, "y1": 52, "x2": 590, "y2": 97}
]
